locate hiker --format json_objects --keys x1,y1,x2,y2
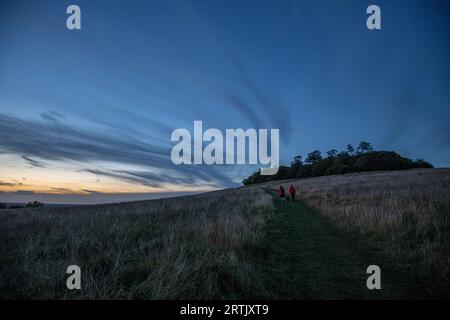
[
  {"x1": 278, "y1": 186, "x2": 286, "y2": 201},
  {"x1": 289, "y1": 184, "x2": 296, "y2": 201}
]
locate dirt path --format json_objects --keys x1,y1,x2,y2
[{"x1": 257, "y1": 191, "x2": 409, "y2": 299}]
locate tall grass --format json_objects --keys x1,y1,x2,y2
[
  {"x1": 0, "y1": 188, "x2": 273, "y2": 299},
  {"x1": 271, "y1": 168, "x2": 450, "y2": 297},
  {"x1": 1, "y1": 168, "x2": 448, "y2": 299}
]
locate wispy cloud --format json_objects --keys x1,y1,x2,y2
[
  {"x1": 81, "y1": 189, "x2": 101, "y2": 194},
  {"x1": 0, "y1": 113, "x2": 237, "y2": 189},
  {"x1": 0, "y1": 181, "x2": 20, "y2": 187},
  {"x1": 50, "y1": 187, "x2": 75, "y2": 194},
  {"x1": 13, "y1": 190, "x2": 34, "y2": 195},
  {"x1": 40, "y1": 110, "x2": 65, "y2": 123},
  {"x1": 22, "y1": 155, "x2": 46, "y2": 168}
]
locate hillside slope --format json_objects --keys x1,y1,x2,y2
[
  {"x1": 0, "y1": 168, "x2": 448, "y2": 299},
  {"x1": 0, "y1": 188, "x2": 273, "y2": 299},
  {"x1": 264, "y1": 168, "x2": 450, "y2": 298}
]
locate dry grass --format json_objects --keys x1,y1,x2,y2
[
  {"x1": 1, "y1": 168, "x2": 448, "y2": 299},
  {"x1": 269, "y1": 168, "x2": 450, "y2": 297},
  {"x1": 0, "y1": 188, "x2": 273, "y2": 299}
]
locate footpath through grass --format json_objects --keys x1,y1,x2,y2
[{"x1": 255, "y1": 191, "x2": 413, "y2": 299}]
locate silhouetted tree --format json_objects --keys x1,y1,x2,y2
[
  {"x1": 242, "y1": 143, "x2": 433, "y2": 185},
  {"x1": 284, "y1": 156, "x2": 303, "y2": 179},
  {"x1": 296, "y1": 164, "x2": 312, "y2": 178},
  {"x1": 326, "y1": 149, "x2": 338, "y2": 158},
  {"x1": 272, "y1": 166, "x2": 290, "y2": 180},
  {"x1": 346, "y1": 144, "x2": 355, "y2": 155},
  {"x1": 413, "y1": 159, "x2": 433, "y2": 168},
  {"x1": 357, "y1": 141, "x2": 373, "y2": 154},
  {"x1": 305, "y1": 150, "x2": 322, "y2": 165},
  {"x1": 25, "y1": 201, "x2": 44, "y2": 208},
  {"x1": 291, "y1": 155, "x2": 303, "y2": 166}
]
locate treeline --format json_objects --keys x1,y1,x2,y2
[
  {"x1": 0, "y1": 201, "x2": 44, "y2": 210},
  {"x1": 243, "y1": 141, "x2": 433, "y2": 185}
]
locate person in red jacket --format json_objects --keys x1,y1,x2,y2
[
  {"x1": 289, "y1": 184, "x2": 296, "y2": 201},
  {"x1": 278, "y1": 185, "x2": 286, "y2": 201}
]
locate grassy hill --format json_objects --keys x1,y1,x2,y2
[
  {"x1": 262, "y1": 168, "x2": 450, "y2": 298},
  {"x1": 0, "y1": 168, "x2": 449, "y2": 299}
]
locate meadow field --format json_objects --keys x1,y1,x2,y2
[
  {"x1": 0, "y1": 188, "x2": 273, "y2": 299},
  {"x1": 0, "y1": 168, "x2": 449, "y2": 299},
  {"x1": 265, "y1": 168, "x2": 450, "y2": 298}
]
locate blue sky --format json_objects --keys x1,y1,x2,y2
[{"x1": 0, "y1": 0, "x2": 449, "y2": 203}]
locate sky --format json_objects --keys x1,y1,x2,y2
[{"x1": 0, "y1": 0, "x2": 449, "y2": 204}]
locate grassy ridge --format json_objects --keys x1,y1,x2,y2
[{"x1": 0, "y1": 188, "x2": 273, "y2": 299}]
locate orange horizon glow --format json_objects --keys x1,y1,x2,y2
[{"x1": 0, "y1": 154, "x2": 218, "y2": 196}]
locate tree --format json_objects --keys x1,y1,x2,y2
[
  {"x1": 414, "y1": 159, "x2": 433, "y2": 168},
  {"x1": 241, "y1": 143, "x2": 433, "y2": 185},
  {"x1": 326, "y1": 149, "x2": 338, "y2": 158},
  {"x1": 305, "y1": 150, "x2": 322, "y2": 165},
  {"x1": 346, "y1": 144, "x2": 355, "y2": 155},
  {"x1": 25, "y1": 201, "x2": 44, "y2": 208},
  {"x1": 284, "y1": 156, "x2": 303, "y2": 179},
  {"x1": 296, "y1": 164, "x2": 312, "y2": 178},
  {"x1": 357, "y1": 141, "x2": 373, "y2": 154},
  {"x1": 291, "y1": 155, "x2": 303, "y2": 166},
  {"x1": 0, "y1": 203, "x2": 7, "y2": 210}
]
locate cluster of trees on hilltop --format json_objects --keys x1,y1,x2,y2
[{"x1": 243, "y1": 141, "x2": 433, "y2": 185}]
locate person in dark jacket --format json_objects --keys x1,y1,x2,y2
[
  {"x1": 279, "y1": 186, "x2": 286, "y2": 201},
  {"x1": 289, "y1": 184, "x2": 296, "y2": 201}
]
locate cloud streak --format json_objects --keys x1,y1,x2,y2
[
  {"x1": 0, "y1": 181, "x2": 20, "y2": 187},
  {"x1": 22, "y1": 155, "x2": 46, "y2": 168},
  {"x1": 0, "y1": 113, "x2": 237, "y2": 189}
]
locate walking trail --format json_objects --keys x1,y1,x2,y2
[{"x1": 257, "y1": 190, "x2": 412, "y2": 299}]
